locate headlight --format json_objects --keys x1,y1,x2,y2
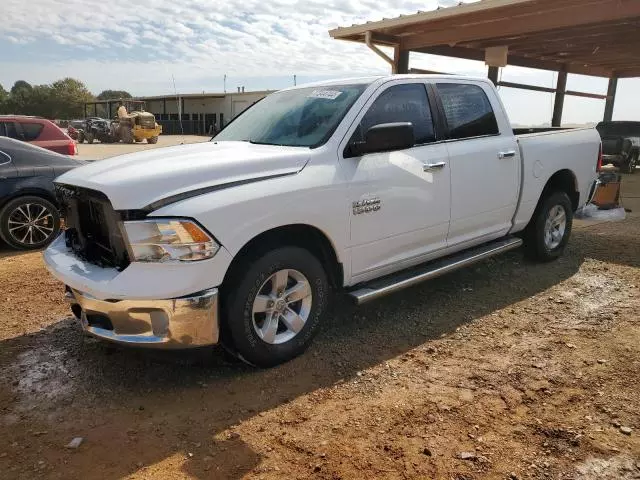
[{"x1": 123, "y1": 219, "x2": 219, "y2": 263}]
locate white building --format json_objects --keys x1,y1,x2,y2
[{"x1": 141, "y1": 90, "x2": 273, "y2": 134}]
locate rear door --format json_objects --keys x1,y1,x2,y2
[
  {"x1": 0, "y1": 121, "x2": 21, "y2": 141},
  {"x1": 434, "y1": 81, "x2": 520, "y2": 247}
]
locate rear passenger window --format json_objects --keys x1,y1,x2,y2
[
  {"x1": 436, "y1": 83, "x2": 499, "y2": 139},
  {"x1": 355, "y1": 83, "x2": 435, "y2": 145},
  {"x1": 20, "y1": 123, "x2": 44, "y2": 141},
  {"x1": 2, "y1": 122, "x2": 20, "y2": 139}
]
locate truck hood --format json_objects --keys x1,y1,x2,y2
[{"x1": 56, "y1": 141, "x2": 310, "y2": 210}]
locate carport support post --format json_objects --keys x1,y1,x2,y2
[
  {"x1": 393, "y1": 46, "x2": 410, "y2": 74},
  {"x1": 487, "y1": 66, "x2": 499, "y2": 86},
  {"x1": 603, "y1": 76, "x2": 618, "y2": 121},
  {"x1": 552, "y1": 67, "x2": 568, "y2": 127}
]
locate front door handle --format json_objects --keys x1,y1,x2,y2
[
  {"x1": 498, "y1": 150, "x2": 516, "y2": 159},
  {"x1": 423, "y1": 161, "x2": 446, "y2": 172}
]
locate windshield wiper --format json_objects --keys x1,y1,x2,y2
[{"x1": 249, "y1": 139, "x2": 287, "y2": 146}]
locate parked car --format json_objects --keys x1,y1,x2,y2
[
  {"x1": 44, "y1": 75, "x2": 600, "y2": 367},
  {"x1": 0, "y1": 138, "x2": 85, "y2": 250},
  {"x1": 596, "y1": 121, "x2": 639, "y2": 173},
  {"x1": 68, "y1": 119, "x2": 86, "y2": 130},
  {"x1": 0, "y1": 115, "x2": 78, "y2": 156},
  {"x1": 77, "y1": 118, "x2": 118, "y2": 144}
]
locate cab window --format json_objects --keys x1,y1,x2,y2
[
  {"x1": 436, "y1": 83, "x2": 499, "y2": 139},
  {"x1": 351, "y1": 83, "x2": 436, "y2": 146}
]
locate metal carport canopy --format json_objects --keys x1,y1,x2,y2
[{"x1": 329, "y1": 0, "x2": 640, "y2": 125}]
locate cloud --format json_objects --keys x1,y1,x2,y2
[{"x1": 0, "y1": 0, "x2": 639, "y2": 124}]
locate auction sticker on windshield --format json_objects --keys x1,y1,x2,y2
[{"x1": 308, "y1": 90, "x2": 343, "y2": 100}]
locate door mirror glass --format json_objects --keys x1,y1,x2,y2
[{"x1": 349, "y1": 122, "x2": 415, "y2": 157}]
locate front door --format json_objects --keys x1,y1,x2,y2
[{"x1": 340, "y1": 81, "x2": 451, "y2": 283}]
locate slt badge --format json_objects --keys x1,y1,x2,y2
[{"x1": 352, "y1": 197, "x2": 381, "y2": 215}]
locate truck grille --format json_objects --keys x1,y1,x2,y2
[{"x1": 55, "y1": 184, "x2": 130, "y2": 270}]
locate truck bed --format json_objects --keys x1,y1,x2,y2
[{"x1": 510, "y1": 126, "x2": 599, "y2": 233}]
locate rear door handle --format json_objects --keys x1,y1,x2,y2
[
  {"x1": 498, "y1": 150, "x2": 516, "y2": 159},
  {"x1": 423, "y1": 161, "x2": 447, "y2": 172}
]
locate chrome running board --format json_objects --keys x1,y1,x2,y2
[{"x1": 347, "y1": 236, "x2": 523, "y2": 305}]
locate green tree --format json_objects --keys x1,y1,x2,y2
[
  {"x1": 0, "y1": 84, "x2": 8, "y2": 114},
  {"x1": 97, "y1": 90, "x2": 132, "y2": 100},
  {"x1": 48, "y1": 78, "x2": 95, "y2": 118},
  {"x1": 8, "y1": 80, "x2": 33, "y2": 114}
]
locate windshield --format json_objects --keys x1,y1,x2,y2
[{"x1": 214, "y1": 84, "x2": 369, "y2": 147}]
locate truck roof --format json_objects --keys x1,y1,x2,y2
[{"x1": 279, "y1": 74, "x2": 492, "y2": 92}]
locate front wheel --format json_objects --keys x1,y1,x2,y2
[
  {"x1": 523, "y1": 191, "x2": 573, "y2": 262},
  {"x1": 0, "y1": 196, "x2": 61, "y2": 250},
  {"x1": 223, "y1": 247, "x2": 330, "y2": 367}
]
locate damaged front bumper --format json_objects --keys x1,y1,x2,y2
[{"x1": 65, "y1": 286, "x2": 219, "y2": 348}]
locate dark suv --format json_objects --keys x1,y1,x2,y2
[
  {"x1": 0, "y1": 116, "x2": 78, "y2": 156},
  {"x1": 596, "y1": 121, "x2": 640, "y2": 174}
]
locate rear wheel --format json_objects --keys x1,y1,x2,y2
[
  {"x1": 523, "y1": 191, "x2": 573, "y2": 262},
  {"x1": 86, "y1": 132, "x2": 94, "y2": 144},
  {"x1": 147, "y1": 136, "x2": 158, "y2": 144},
  {"x1": 0, "y1": 196, "x2": 60, "y2": 250},
  {"x1": 223, "y1": 247, "x2": 330, "y2": 367}
]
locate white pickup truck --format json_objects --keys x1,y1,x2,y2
[{"x1": 44, "y1": 75, "x2": 600, "y2": 367}]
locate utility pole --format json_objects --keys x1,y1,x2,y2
[{"x1": 293, "y1": 74, "x2": 297, "y2": 86}]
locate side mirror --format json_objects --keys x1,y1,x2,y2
[{"x1": 348, "y1": 122, "x2": 415, "y2": 157}]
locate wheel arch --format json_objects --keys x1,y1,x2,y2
[
  {"x1": 0, "y1": 188, "x2": 58, "y2": 211},
  {"x1": 223, "y1": 223, "x2": 343, "y2": 290},
  {"x1": 540, "y1": 169, "x2": 579, "y2": 212}
]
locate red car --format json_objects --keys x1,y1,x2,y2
[{"x1": 0, "y1": 116, "x2": 78, "y2": 155}]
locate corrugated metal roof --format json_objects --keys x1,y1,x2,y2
[
  {"x1": 328, "y1": 0, "x2": 640, "y2": 78},
  {"x1": 329, "y1": 0, "x2": 530, "y2": 38}
]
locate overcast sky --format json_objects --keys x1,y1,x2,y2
[{"x1": 1, "y1": 0, "x2": 639, "y2": 126}]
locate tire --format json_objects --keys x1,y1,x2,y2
[
  {"x1": 223, "y1": 247, "x2": 330, "y2": 367},
  {"x1": 147, "y1": 136, "x2": 158, "y2": 144},
  {"x1": 622, "y1": 151, "x2": 638, "y2": 174},
  {"x1": 0, "y1": 196, "x2": 61, "y2": 250},
  {"x1": 134, "y1": 138, "x2": 143, "y2": 143},
  {"x1": 77, "y1": 131, "x2": 84, "y2": 143},
  {"x1": 523, "y1": 191, "x2": 573, "y2": 262},
  {"x1": 86, "y1": 132, "x2": 94, "y2": 144}
]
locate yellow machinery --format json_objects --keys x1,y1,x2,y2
[{"x1": 115, "y1": 100, "x2": 162, "y2": 144}]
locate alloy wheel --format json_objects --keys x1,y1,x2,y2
[
  {"x1": 543, "y1": 204, "x2": 566, "y2": 250},
  {"x1": 251, "y1": 269, "x2": 313, "y2": 345},
  {"x1": 7, "y1": 202, "x2": 55, "y2": 246}
]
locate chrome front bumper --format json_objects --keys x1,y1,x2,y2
[{"x1": 66, "y1": 287, "x2": 219, "y2": 348}]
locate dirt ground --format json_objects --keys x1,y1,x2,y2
[
  {"x1": 76, "y1": 135, "x2": 211, "y2": 160},
  {"x1": 0, "y1": 163, "x2": 639, "y2": 479}
]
